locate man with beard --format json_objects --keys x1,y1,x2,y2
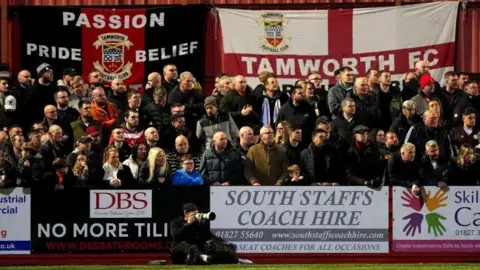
[
  {"x1": 163, "y1": 64, "x2": 179, "y2": 93},
  {"x1": 142, "y1": 72, "x2": 162, "y2": 108},
  {"x1": 441, "y1": 71, "x2": 465, "y2": 125},
  {"x1": 42, "y1": 105, "x2": 74, "y2": 153},
  {"x1": 455, "y1": 81, "x2": 480, "y2": 126},
  {"x1": 114, "y1": 110, "x2": 145, "y2": 147},
  {"x1": 71, "y1": 100, "x2": 102, "y2": 143},
  {"x1": 415, "y1": 60, "x2": 442, "y2": 95},
  {"x1": 108, "y1": 79, "x2": 128, "y2": 112},
  {"x1": 252, "y1": 73, "x2": 288, "y2": 126},
  {"x1": 450, "y1": 107, "x2": 478, "y2": 151},
  {"x1": 55, "y1": 89, "x2": 80, "y2": 124},
  {"x1": 31, "y1": 63, "x2": 57, "y2": 122},
  {"x1": 196, "y1": 97, "x2": 239, "y2": 150},
  {"x1": 276, "y1": 86, "x2": 316, "y2": 147},
  {"x1": 420, "y1": 140, "x2": 449, "y2": 188},
  {"x1": 91, "y1": 86, "x2": 119, "y2": 143},
  {"x1": 374, "y1": 70, "x2": 402, "y2": 131},
  {"x1": 380, "y1": 131, "x2": 400, "y2": 160},
  {"x1": 88, "y1": 70, "x2": 112, "y2": 96},
  {"x1": 116, "y1": 90, "x2": 148, "y2": 129},
  {"x1": 307, "y1": 71, "x2": 330, "y2": 119}
]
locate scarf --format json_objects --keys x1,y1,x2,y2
[
  {"x1": 261, "y1": 97, "x2": 281, "y2": 126},
  {"x1": 56, "y1": 171, "x2": 64, "y2": 185}
]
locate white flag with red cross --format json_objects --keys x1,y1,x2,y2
[{"x1": 218, "y1": 2, "x2": 458, "y2": 89}]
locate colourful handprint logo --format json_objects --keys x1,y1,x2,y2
[{"x1": 401, "y1": 188, "x2": 448, "y2": 237}]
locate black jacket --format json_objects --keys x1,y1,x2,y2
[
  {"x1": 387, "y1": 152, "x2": 421, "y2": 187},
  {"x1": 170, "y1": 216, "x2": 215, "y2": 248},
  {"x1": 219, "y1": 89, "x2": 259, "y2": 129},
  {"x1": 447, "y1": 157, "x2": 480, "y2": 186},
  {"x1": 144, "y1": 102, "x2": 170, "y2": 132},
  {"x1": 276, "y1": 100, "x2": 316, "y2": 146},
  {"x1": 301, "y1": 143, "x2": 343, "y2": 185},
  {"x1": 419, "y1": 156, "x2": 449, "y2": 186},
  {"x1": 346, "y1": 140, "x2": 385, "y2": 185},
  {"x1": 389, "y1": 114, "x2": 422, "y2": 143},
  {"x1": 167, "y1": 86, "x2": 204, "y2": 131},
  {"x1": 405, "y1": 122, "x2": 453, "y2": 158}
]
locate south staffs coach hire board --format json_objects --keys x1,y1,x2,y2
[{"x1": 18, "y1": 6, "x2": 207, "y2": 86}]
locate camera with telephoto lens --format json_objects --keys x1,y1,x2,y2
[{"x1": 195, "y1": 212, "x2": 216, "y2": 221}]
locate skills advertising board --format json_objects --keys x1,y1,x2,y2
[{"x1": 393, "y1": 186, "x2": 480, "y2": 252}]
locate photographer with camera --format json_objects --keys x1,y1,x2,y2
[{"x1": 170, "y1": 203, "x2": 238, "y2": 265}]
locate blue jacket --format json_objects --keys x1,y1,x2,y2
[{"x1": 172, "y1": 169, "x2": 203, "y2": 186}]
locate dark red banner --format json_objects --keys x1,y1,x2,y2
[{"x1": 81, "y1": 8, "x2": 146, "y2": 85}]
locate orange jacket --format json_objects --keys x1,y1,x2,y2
[{"x1": 91, "y1": 101, "x2": 119, "y2": 131}]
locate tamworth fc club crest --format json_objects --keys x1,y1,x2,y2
[
  {"x1": 93, "y1": 33, "x2": 133, "y2": 82},
  {"x1": 257, "y1": 13, "x2": 291, "y2": 53}
]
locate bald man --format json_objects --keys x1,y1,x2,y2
[
  {"x1": 162, "y1": 64, "x2": 179, "y2": 93},
  {"x1": 237, "y1": 126, "x2": 254, "y2": 157},
  {"x1": 107, "y1": 79, "x2": 128, "y2": 112},
  {"x1": 40, "y1": 124, "x2": 67, "y2": 171},
  {"x1": 199, "y1": 131, "x2": 243, "y2": 186},
  {"x1": 142, "y1": 72, "x2": 163, "y2": 107},
  {"x1": 42, "y1": 105, "x2": 75, "y2": 153},
  {"x1": 144, "y1": 127, "x2": 160, "y2": 148},
  {"x1": 220, "y1": 75, "x2": 259, "y2": 129},
  {"x1": 91, "y1": 86, "x2": 119, "y2": 135},
  {"x1": 166, "y1": 135, "x2": 202, "y2": 173},
  {"x1": 415, "y1": 60, "x2": 442, "y2": 95}
]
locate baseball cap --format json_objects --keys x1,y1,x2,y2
[
  {"x1": 86, "y1": 125, "x2": 101, "y2": 137},
  {"x1": 4, "y1": 95, "x2": 16, "y2": 111},
  {"x1": 78, "y1": 136, "x2": 93, "y2": 144},
  {"x1": 63, "y1": 67, "x2": 77, "y2": 77}
]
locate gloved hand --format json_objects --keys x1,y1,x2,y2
[{"x1": 367, "y1": 177, "x2": 383, "y2": 189}]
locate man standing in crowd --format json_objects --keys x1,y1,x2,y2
[
  {"x1": 196, "y1": 96, "x2": 239, "y2": 150},
  {"x1": 328, "y1": 66, "x2": 354, "y2": 117},
  {"x1": 200, "y1": 131, "x2": 243, "y2": 186},
  {"x1": 245, "y1": 125, "x2": 289, "y2": 186},
  {"x1": 31, "y1": 63, "x2": 57, "y2": 122}
]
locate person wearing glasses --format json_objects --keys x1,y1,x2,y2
[
  {"x1": 172, "y1": 154, "x2": 203, "y2": 186},
  {"x1": 244, "y1": 125, "x2": 289, "y2": 186}
]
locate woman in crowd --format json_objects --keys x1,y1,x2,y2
[
  {"x1": 102, "y1": 147, "x2": 134, "y2": 188},
  {"x1": 139, "y1": 147, "x2": 170, "y2": 187},
  {"x1": 274, "y1": 121, "x2": 291, "y2": 145},
  {"x1": 123, "y1": 142, "x2": 148, "y2": 180},
  {"x1": 448, "y1": 144, "x2": 480, "y2": 186},
  {"x1": 172, "y1": 154, "x2": 203, "y2": 186},
  {"x1": 72, "y1": 154, "x2": 89, "y2": 186}
]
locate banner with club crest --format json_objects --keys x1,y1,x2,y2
[{"x1": 18, "y1": 6, "x2": 207, "y2": 86}]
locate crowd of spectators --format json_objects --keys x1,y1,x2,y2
[{"x1": 0, "y1": 60, "x2": 478, "y2": 193}]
